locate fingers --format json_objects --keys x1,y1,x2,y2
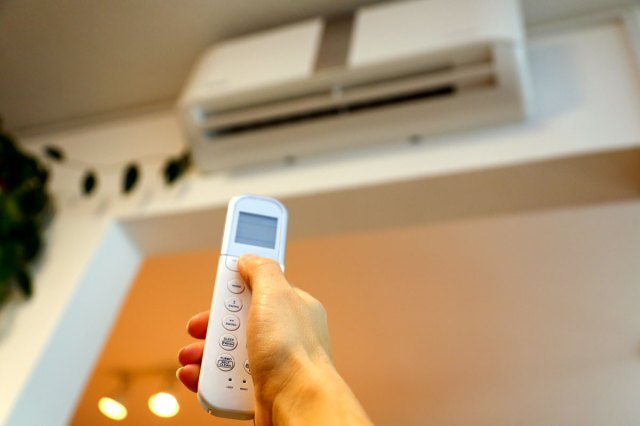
[
  {"x1": 238, "y1": 254, "x2": 289, "y2": 294},
  {"x1": 187, "y1": 311, "x2": 209, "y2": 339},
  {"x1": 176, "y1": 364, "x2": 200, "y2": 393},
  {"x1": 178, "y1": 314, "x2": 208, "y2": 394},
  {"x1": 178, "y1": 341, "x2": 205, "y2": 366}
]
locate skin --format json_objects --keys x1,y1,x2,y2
[{"x1": 177, "y1": 254, "x2": 373, "y2": 426}]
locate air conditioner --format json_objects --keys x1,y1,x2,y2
[{"x1": 178, "y1": 0, "x2": 532, "y2": 172}]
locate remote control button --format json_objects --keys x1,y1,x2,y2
[
  {"x1": 222, "y1": 315, "x2": 240, "y2": 331},
  {"x1": 225, "y1": 296, "x2": 243, "y2": 312},
  {"x1": 219, "y1": 334, "x2": 238, "y2": 351},
  {"x1": 226, "y1": 257, "x2": 239, "y2": 271},
  {"x1": 227, "y1": 279, "x2": 245, "y2": 294},
  {"x1": 216, "y1": 354, "x2": 235, "y2": 371},
  {"x1": 244, "y1": 359, "x2": 251, "y2": 375}
]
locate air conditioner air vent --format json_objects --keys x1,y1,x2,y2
[{"x1": 205, "y1": 85, "x2": 457, "y2": 139}]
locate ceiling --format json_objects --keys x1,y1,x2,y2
[{"x1": 0, "y1": 0, "x2": 633, "y2": 134}]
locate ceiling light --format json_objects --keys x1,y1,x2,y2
[
  {"x1": 98, "y1": 397, "x2": 128, "y2": 421},
  {"x1": 148, "y1": 392, "x2": 180, "y2": 418}
]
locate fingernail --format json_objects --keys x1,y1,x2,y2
[{"x1": 176, "y1": 367, "x2": 182, "y2": 380}]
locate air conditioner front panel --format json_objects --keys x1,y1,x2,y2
[{"x1": 182, "y1": 19, "x2": 323, "y2": 102}]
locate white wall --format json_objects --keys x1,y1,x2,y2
[{"x1": 1, "y1": 18, "x2": 639, "y2": 425}]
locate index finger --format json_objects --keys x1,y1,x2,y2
[{"x1": 186, "y1": 311, "x2": 209, "y2": 339}]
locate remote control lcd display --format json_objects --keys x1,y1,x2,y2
[{"x1": 235, "y1": 212, "x2": 278, "y2": 248}]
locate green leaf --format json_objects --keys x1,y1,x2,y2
[
  {"x1": 0, "y1": 282, "x2": 9, "y2": 306},
  {"x1": 163, "y1": 152, "x2": 191, "y2": 185},
  {"x1": 17, "y1": 226, "x2": 42, "y2": 261},
  {"x1": 123, "y1": 163, "x2": 140, "y2": 194},
  {"x1": 0, "y1": 243, "x2": 19, "y2": 283},
  {"x1": 82, "y1": 170, "x2": 97, "y2": 196},
  {"x1": 163, "y1": 159, "x2": 180, "y2": 184},
  {"x1": 43, "y1": 145, "x2": 65, "y2": 162},
  {"x1": 15, "y1": 268, "x2": 32, "y2": 298}
]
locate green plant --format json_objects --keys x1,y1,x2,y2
[{"x1": 0, "y1": 122, "x2": 52, "y2": 305}]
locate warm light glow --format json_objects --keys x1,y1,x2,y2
[
  {"x1": 98, "y1": 397, "x2": 128, "y2": 420},
  {"x1": 148, "y1": 392, "x2": 180, "y2": 418}
]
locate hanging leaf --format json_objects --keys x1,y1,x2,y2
[
  {"x1": 162, "y1": 152, "x2": 192, "y2": 185},
  {"x1": 123, "y1": 163, "x2": 140, "y2": 194},
  {"x1": 163, "y1": 159, "x2": 180, "y2": 184},
  {"x1": 17, "y1": 180, "x2": 49, "y2": 214},
  {"x1": 82, "y1": 170, "x2": 97, "y2": 195},
  {"x1": 0, "y1": 243, "x2": 19, "y2": 283},
  {"x1": 15, "y1": 268, "x2": 32, "y2": 298},
  {"x1": 0, "y1": 283, "x2": 8, "y2": 306},
  {"x1": 43, "y1": 145, "x2": 65, "y2": 162},
  {"x1": 21, "y1": 228, "x2": 42, "y2": 261}
]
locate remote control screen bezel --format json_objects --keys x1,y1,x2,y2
[{"x1": 222, "y1": 196, "x2": 287, "y2": 262}]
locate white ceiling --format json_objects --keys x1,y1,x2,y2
[{"x1": 0, "y1": 0, "x2": 633, "y2": 134}]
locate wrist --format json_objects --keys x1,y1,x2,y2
[{"x1": 270, "y1": 352, "x2": 371, "y2": 426}]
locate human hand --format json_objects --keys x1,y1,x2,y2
[{"x1": 177, "y1": 254, "x2": 336, "y2": 424}]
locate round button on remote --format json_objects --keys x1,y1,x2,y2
[
  {"x1": 226, "y1": 256, "x2": 239, "y2": 271},
  {"x1": 219, "y1": 334, "x2": 238, "y2": 351},
  {"x1": 222, "y1": 315, "x2": 240, "y2": 331},
  {"x1": 216, "y1": 354, "x2": 235, "y2": 371},
  {"x1": 225, "y1": 296, "x2": 243, "y2": 312},
  {"x1": 227, "y1": 279, "x2": 245, "y2": 294},
  {"x1": 244, "y1": 359, "x2": 251, "y2": 375}
]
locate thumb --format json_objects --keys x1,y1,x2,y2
[{"x1": 238, "y1": 254, "x2": 288, "y2": 294}]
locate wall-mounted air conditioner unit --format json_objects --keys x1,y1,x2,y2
[{"x1": 178, "y1": 0, "x2": 532, "y2": 172}]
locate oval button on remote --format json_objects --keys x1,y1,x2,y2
[
  {"x1": 216, "y1": 354, "x2": 235, "y2": 371},
  {"x1": 226, "y1": 256, "x2": 239, "y2": 271},
  {"x1": 219, "y1": 334, "x2": 238, "y2": 351},
  {"x1": 227, "y1": 279, "x2": 245, "y2": 294},
  {"x1": 222, "y1": 315, "x2": 240, "y2": 331},
  {"x1": 225, "y1": 296, "x2": 242, "y2": 312}
]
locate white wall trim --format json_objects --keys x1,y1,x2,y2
[{"x1": 4, "y1": 222, "x2": 143, "y2": 425}]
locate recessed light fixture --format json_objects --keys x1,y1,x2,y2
[
  {"x1": 148, "y1": 391, "x2": 180, "y2": 418},
  {"x1": 98, "y1": 368, "x2": 180, "y2": 419},
  {"x1": 98, "y1": 396, "x2": 128, "y2": 421},
  {"x1": 98, "y1": 373, "x2": 130, "y2": 421}
]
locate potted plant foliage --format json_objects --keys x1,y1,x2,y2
[{"x1": 0, "y1": 122, "x2": 52, "y2": 306}]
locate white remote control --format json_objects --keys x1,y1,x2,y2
[{"x1": 198, "y1": 195, "x2": 288, "y2": 420}]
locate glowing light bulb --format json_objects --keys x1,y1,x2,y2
[
  {"x1": 98, "y1": 397, "x2": 128, "y2": 420},
  {"x1": 148, "y1": 392, "x2": 180, "y2": 418}
]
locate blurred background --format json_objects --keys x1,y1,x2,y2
[{"x1": 1, "y1": 0, "x2": 639, "y2": 425}]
